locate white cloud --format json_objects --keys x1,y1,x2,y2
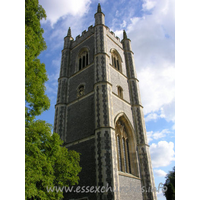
[
  {"x1": 42, "y1": 12, "x2": 92, "y2": 52},
  {"x1": 147, "y1": 131, "x2": 153, "y2": 143},
  {"x1": 130, "y1": 17, "x2": 140, "y2": 26},
  {"x1": 39, "y1": 0, "x2": 91, "y2": 26},
  {"x1": 142, "y1": 0, "x2": 156, "y2": 11},
  {"x1": 153, "y1": 129, "x2": 170, "y2": 139},
  {"x1": 114, "y1": 30, "x2": 123, "y2": 40},
  {"x1": 157, "y1": 190, "x2": 166, "y2": 200},
  {"x1": 138, "y1": 64, "x2": 175, "y2": 119},
  {"x1": 145, "y1": 110, "x2": 165, "y2": 122},
  {"x1": 121, "y1": 20, "x2": 127, "y2": 28},
  {"x1": 145, "y1": 113, "x2": 158, "y2": 122},
  {"x1": 126, "y1": 0, "x2": 175, "y2": 121},
  {"x1": 147, "y1": 129, "x2": 171, "y2": 143},
  {"x1": 154, "y1": 169, "x2": 167, "y2": 177},
  {"x1": 160, "y1": 99, "x2": 175, "y2": 122},
  {"x1": 150, "y1": 141, "x2": 175, "y2": 168}
]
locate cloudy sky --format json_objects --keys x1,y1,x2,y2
[{"x1": 36, "y1": 0, "x2": 175, "y2": 199}]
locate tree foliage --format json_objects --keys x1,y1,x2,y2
[
  {"x1": 163, "y1": 166, "x2": 175, "y2": 200},
  {"x1": 25, "y1": 106, "x2": 81, "y2": 199},
  {"x1": 25, "y1": 0, "x2": 50, "y2": 123},
  {"x1": 25, "y1": 120, "x2": 81, "y2": 199},
  {"x1": 25, "y1": 1, "x2": 81, "y2": 199}
]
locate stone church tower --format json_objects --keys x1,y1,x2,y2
[{"x1": 54, "y1": 4, "x2": 157, "y2": 200}]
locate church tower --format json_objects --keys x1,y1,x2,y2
[{"x1": 54, "y1": 4, "x2": 157, "y2": 200}]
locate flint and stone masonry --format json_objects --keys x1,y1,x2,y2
[{"x1": 54, "y1": 4, "x2": 157, "y2": 200}]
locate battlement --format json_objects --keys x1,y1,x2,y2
[
  {"x1": 71, "y1": 25, "x2": 122, "y2": 49},
  {"x1": 106, "y1": 27, "x2": 123, "y2": 48},
  {"x1": 71, "y1": 25, "x2": 95, "y2": 48}
]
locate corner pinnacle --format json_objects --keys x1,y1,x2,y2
[
  {"x1": 97, "y1": 3, "x2": 102, "y2": 13},
  {"x1": 123, "y1": 30, "x2": 128, "y2": 39},
  {"x1": 67, "y1": 27, "x2": 71, "y2": 37}
]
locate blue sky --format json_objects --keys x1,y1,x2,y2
[{"x1": 36, "y1": 0, "x2": 175, "y2": 199}]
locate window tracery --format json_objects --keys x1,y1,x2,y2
[
  {"x1": 115, "y1": 117, "x2": 139, "y2": 176},
  {"x1": 111, "y1": 49, "x2": 122, "y2": 72},
  {"x1": 78, "y1": 48, "x2": 89, "y2": 71}
]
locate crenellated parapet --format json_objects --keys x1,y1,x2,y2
[
  {"x1": 71, "y1": 25, "x2": 95, "y2": 48},
  {"x1": 65, "y1": 24, "x2": 123, "y2": 50},
  {"x1": 106, "y1": 27, "x2": 123, "y2": 48}
]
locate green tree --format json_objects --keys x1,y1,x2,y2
[
  {"x1": 25, "y1": 120, "x2": 81, "y2": 199},
  {"x1": 25, "y1": 1, "x2": 81, "y2": 199},
  {"x1": 25, "y1": 0, "x2": 50, "y2": 123},
  {"x1": 163, "y1": 166, "x2": 175, "y2": 200}
]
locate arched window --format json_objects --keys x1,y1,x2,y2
[
  {"x1": 78, "y1": 48, "x2": 89, "y2": 71},
  {"x1": 111, "y1": 49, "x2": 122, "y2": 72},
  {"x1": 115, "y1": 117, "x2": 139, "y2": 176},
  {"x1": 117, "y1": 86, "x2": 123, "y2": 99}
]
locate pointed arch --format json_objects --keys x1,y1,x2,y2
[
  {"x1": 110, "y1": 48, "x2": 123, "y2": 61},
  {"x1": 114, "y1": 112, "x2": 139, "y2": 176},
  {"x1": 76, "y1": 47, "x2": 90, "y2": 72},
  {"x1": 110, "y1": 48, "x2": 122, "y2": 72},
  {"x1": 114, "y1": 112, "x2": 137, "y2": 142}
]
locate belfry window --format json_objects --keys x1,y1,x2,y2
[
  {"x1": 111, "y1": 49, "x2": 122, "y2": 72},
  {"x1": 78, "y1": 50, "x2": 89, "y2": 71},
  {"x1": 115, "y1": 117, "x2": 139, "y2": 176}
]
